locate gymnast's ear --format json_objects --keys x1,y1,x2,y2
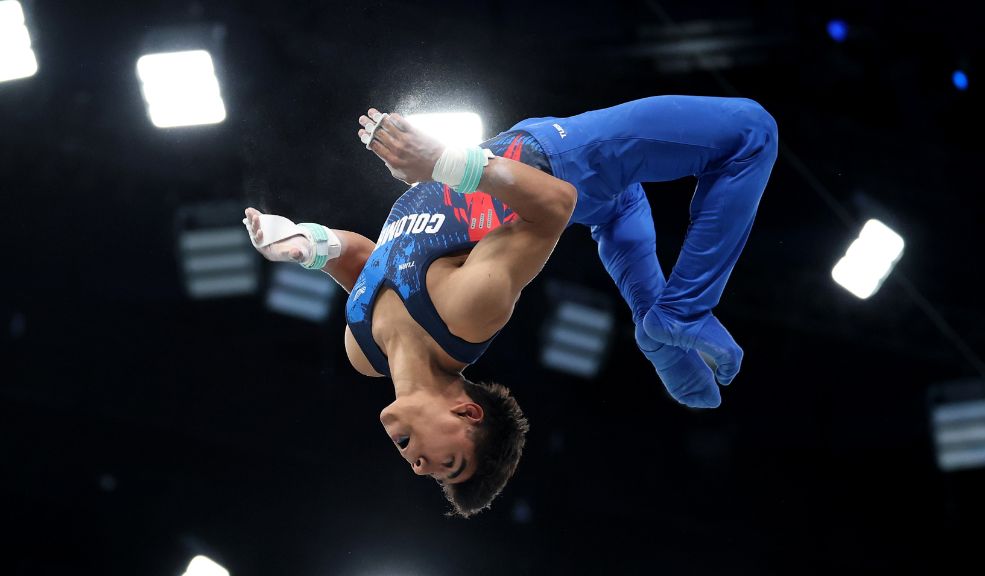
[{"x1": 452, "y1": 402, "x2": 484, "y2": 424}]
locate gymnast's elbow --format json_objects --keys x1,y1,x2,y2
[{"x1": 550, "y1": 180, "x2": 577, "y2": 222}]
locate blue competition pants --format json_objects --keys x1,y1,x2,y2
[{"x1": 512, "y1": 96, "x2": 779, "y2": 407}]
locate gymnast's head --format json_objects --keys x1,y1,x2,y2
[{"x1": 379, "y1": 377, "x2": 529, "y2": 517}]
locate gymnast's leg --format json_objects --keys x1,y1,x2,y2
[
  {"x1": 636, "y1": 100, "x2": 778, "y2": 385},
  {"x1": 523, "y1": 95, "x2": 778, "y2": 385},
  {"x1": 555, "y1": 95, "x2": 778, "y2": 385},
  {"x1": 591, "y1": 184, "x2": 721, "y2": 408}
]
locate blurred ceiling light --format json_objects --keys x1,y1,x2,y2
[
  {"x1": 952, "y1": 70, "x2": 969, "y2": 91},
  {"x1": 0, "y1": 1, "x2": 38, "y2": 83},
  {"x1": 831, "y1": 219, "x2": 905, "y2": 299},
  {"x1": 265, "y1": 263, "x2": 341, "y2": 323},
  {"x1": 405, "y1": 112, "x2": 483, "y2": 147},
  {"x1": 182, "y1": 555, "x2": 229, "y2": 576},
  {"x1": 929, "y1": 379, "x2": 985, "y2": 472},
  {"x1": 176, "y1": 203, "x2": 258, "y2": 299},
  {"x1": 136, "y1": 50, "x2": 226, "y2": 128},
  {"x1": 540, "y1": 282, "x2": 615, "y2": 379},
  {"x1": 826, "y1": 19, "x2": 848, "y2": 43},
  {"x1": 628, "y1": 19, "x2": 781, "y2": 74}
]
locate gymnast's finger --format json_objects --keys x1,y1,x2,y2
[
  {"x1": 387, "y1": 113, "x2": 411, "y2": 132},
  {"x1": 372, "y1": 120, "x2": 399, "y2": 147},
  {"x1": 368, "y1": 137, "x2": 397, "y2": 165},
  {"x1": 359, "y1": 126, "x2": 391, "y2": 149}
]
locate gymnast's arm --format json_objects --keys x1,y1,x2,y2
[
  {"x1": 317, "y1": 230, "x2": 375, "y2": 293},
  {"x1": 358, "y1": 108, "x2": 575, "y2": 336},
  {"x1": 360, "y1": 108, "x2": 575, "y2": 228},
  {"x1": 329, "y1": 232, "x2": 386, "y2": 378},
  {"x1": 443, "y1": 158, "x2": 575, "y2": 335}
]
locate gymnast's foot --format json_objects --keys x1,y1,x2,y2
[
  {"x1": 635, "y1": 324, "x2": 721, "y2": 409},
  {"x1": 244, "y1": 207, "x2": 313, "y2": 263},
  {"x1": 642, "y1": 304, "x2": 743, "y2": 386}
]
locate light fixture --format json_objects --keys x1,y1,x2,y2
[
  {"x1": 540, "y1": 282, "x2": 615, "y2": 378},
  {"x1": 831, "y1": 219, "x2": 904, "y2": 299},
  {"x1": 929, "y1": 379, "x2": 985, "y2": 472},
  {"x1": 176, "y1": 203, "x2": 258, "y2": 299},
  {"x1": 0, "y1": 0, "x2": 38, "y2": 83},
  {"x1": 826, "y1": 19, "x2": 848, "y2": 43},
  {"x1": 265, "y1": 263, "x2": 341, "y2": 323},
  {"x1": 952, "y1": 70, "x2": 969, "y2": 91},
  {"x1": 182, "y1": 555, "x2": 229, "y2": 576},
  {"x1": 137, "y1": 50, "x2": 226, "y2": 128}
]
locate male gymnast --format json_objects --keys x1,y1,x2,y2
[{"x1": 244, "y1": 95, "x2": 778, "y2": 517}]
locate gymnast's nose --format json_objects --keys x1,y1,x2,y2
[{"x1": 414, "y1": 454, "x2": 441, "y2": 476}]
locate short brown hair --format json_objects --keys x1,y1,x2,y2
[{"x1": 439, "y1": 379, "x2": 529, "y2": 518}]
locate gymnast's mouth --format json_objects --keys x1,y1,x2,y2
[{"x1": 395, "y1": 434, "x2": 410, "y2": 449}]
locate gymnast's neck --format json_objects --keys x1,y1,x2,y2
[{"x1": 385, "y1": 333, "x2": 466, "y2": 398}]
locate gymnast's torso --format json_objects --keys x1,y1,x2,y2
[{"x1": 344, "y1": 131, "x2": 552, "y2": 378}]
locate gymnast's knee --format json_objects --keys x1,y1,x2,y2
[{"x1": 736, "y1": 98, "x2": 779, "y2": 162}]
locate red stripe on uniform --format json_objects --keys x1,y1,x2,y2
[{"x1": 504, "y1": 134, "x2": 524, "y2": 161}]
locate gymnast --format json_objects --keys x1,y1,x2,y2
[{"x1": 244, "y1": 95, "x2": 778, "y2": 517}]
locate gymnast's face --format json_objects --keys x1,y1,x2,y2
[{"x1": 379, "y1": 394, "x2": 483, "y2": 484}]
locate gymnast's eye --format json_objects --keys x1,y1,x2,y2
[{"x1": 396, "y1": 435, "x2": 409, "y2": 449}]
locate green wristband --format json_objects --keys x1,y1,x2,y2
[
  {"x1": 453, "y1": 146, "x2": 485, "y2": 194},
  {"x1": 299, "y1": 223, "x2": 330, "y2": 269}
]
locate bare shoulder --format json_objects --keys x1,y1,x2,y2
[{"x1": 344, "y1": 324, "x2": 384, "y2": 377}]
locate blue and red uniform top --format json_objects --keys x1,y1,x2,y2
[{"x1": 344, "y1": 130, "x2": 551, "y2": 377}]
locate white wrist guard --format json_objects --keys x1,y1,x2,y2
[
  {"x1": 244, "y1": 214, "x2": 342, "y2": 270},
  {"x1": 432, "y1": 146, "x2": 495, "y2": 194}
]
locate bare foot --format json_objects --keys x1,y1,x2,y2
[{"x1": 244, "y1": 207, "x2": 312, "y2": 263}]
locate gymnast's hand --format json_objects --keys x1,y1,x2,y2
[
  {"x1": 358, "y1": 108, "x2": 444, "y2": 185},
  {"x1": 243, "y1": 207, "x2": 312, "y2": 263}
]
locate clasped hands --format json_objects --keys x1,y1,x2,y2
[{"x1": 357, "y1": 108, "x2": 444, "y2": 186}]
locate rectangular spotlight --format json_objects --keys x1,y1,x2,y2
[
  {"x1": 405, "y1": 112, "x2": 483, "y2": 147},
  {"x1": 540, "y1": 284, "x2": 615, "y2": 379},
  {"x1": 831, "y1": 218, "x2": 904, "y2": 299},
  {"x1": 929, "y1": 379, "x2": 985, "y2": 472},
  {"x1": 265, "y1": 263, "x2": 340, "y2": 323},
  {"x1": 0, "y1": 1, "x2": 38, "y2": 83},
  {"x1": 136, "y1": 50, "x2": 226, "y2": 128},
  {"x1": 176, "y1": 203, "x2": 258, "y2": 299}
]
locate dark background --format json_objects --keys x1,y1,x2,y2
[{"x1": 3, "y1": 1, "x2": 984, "y2": 574}]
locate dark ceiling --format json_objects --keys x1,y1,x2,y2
[{"x1": 3, "y1": 0, "x2": 984, "y2": 575}]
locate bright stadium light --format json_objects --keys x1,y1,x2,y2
[
  {"x1": 831, "y1": 219, "x2": 905, "y2": 299},
  {"x1": 182, "y1": 555, "x2": 229, "y2": 576},
  {"x1": 0, "y1": 1, "x2": 39, "y2": 83},
  {"x1": 136, "y1": 50, "x2": 226, "y2": 128},
  {"x1": 405, "y1": 112, "x2": 483, "y2": 147}
]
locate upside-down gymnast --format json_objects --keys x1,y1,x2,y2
[{"x1": 243, "y1": 95, "x2": 778, "y2": 517}]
